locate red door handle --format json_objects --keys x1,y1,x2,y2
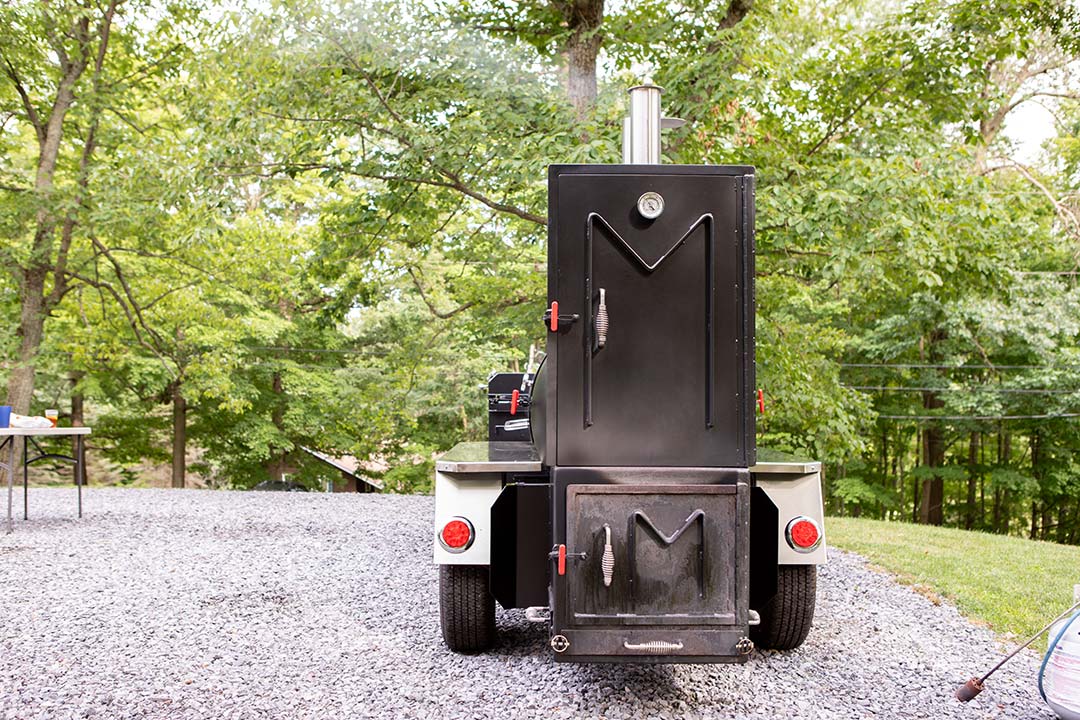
[
  {"x1": 510, "y1": 389, "x2": 519, "y2": 416},
  {"x1": 549, "y1": 301, "x2": 559, "y2": 332},
  {"x1": 557, "y1": 544, "x2": 566, "y2": 576}
]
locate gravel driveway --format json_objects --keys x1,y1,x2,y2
[{"x1": 0, "y1": 488, "x2": 1054, "y2": 719}]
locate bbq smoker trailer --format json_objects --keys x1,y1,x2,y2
[{"x1": 433, "y1": 85, "x2": 826, "y2": 663}]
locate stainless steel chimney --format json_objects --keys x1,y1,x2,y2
[{"x1": 622, "y1": 84, "x2": 663, "y2": 164}]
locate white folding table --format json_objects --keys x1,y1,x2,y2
[{"x1": 0, "y1": 427, "x2": 92, "y2": 533}]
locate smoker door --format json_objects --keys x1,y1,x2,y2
[
  {"x1": 566, "y1": 485, "x2": 739, "y2": 625},
  {"x1": 546, "y1": 165, "x2": 755, "y2": 468},
  {"x1": 551, "y1": 468, "x2": 751, "y2": 662}
]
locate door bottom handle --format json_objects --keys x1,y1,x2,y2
[{"x1": 623, "y1": 640, "x2": 684, "y2": 653}]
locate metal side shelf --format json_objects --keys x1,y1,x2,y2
[
  {"x1": 751, "y1": 449, "x2": 820, "y2": 475},
  {"x1": 435, "y1": 441, "x2": 542, "y2": 474}
]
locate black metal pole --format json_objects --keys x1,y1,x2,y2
[
  {"x1": 4, "y1": 436, "x2": 13, "y2": 534},
  {"x1": 23, "y1": 436, "x2": 28, "y2": 520},
  {"x1": 76, "y1": 434, "x2": 84, "y2": 519}
]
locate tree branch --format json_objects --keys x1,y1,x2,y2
[
  {"x1": 47, "y1": 0, "x2": 118, "y2": 312},
  {"x1": 717, "y1": 0, "x2": 753, "y2": 32},
  {"x1": 220, "y1": 160, "x2": 548, "y2": 225},
  {"x1": 316, "y1": 37, "x2": 547, "y2": 225},
  {"x1": 406, "y1": 267, "x2": 478, "y2": 319},
  {"x1": 793, "y1": 66, "x2": 904, "y2": 174},
  {"x1": 0, "y1": 53, "x2": 44, "y2": 143},
  {"x1": 65, "y1": 269, "x2": 175, "y2": 377},
  {"x1": 87, "y1": 235, "x2": 169, "y2": 353}
]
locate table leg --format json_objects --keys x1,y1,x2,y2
[
  {"x1": 5, "y1": 438, "x2": 13, "y2": 534},
  {"x1": 23, "y1": 437, "x2": 28, "y2": 520},
  {"x1": 76, "y1": 435, "x2": 84, "y2": 519}
]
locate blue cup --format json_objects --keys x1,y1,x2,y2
[{"x1": 0, "y1": 406, "x2": 10, "y2": 428}]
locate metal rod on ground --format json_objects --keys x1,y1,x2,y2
[{"x1": 957, "y1": 599, "x2": 1080, "y2": 702}]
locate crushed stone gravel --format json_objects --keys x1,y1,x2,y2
[{"x1": 0, "y1": 487, "x2": 1056, "y2": 719}]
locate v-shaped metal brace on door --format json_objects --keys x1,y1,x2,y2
[{"x1": 582, "y1": 213, "x2": 717, "y2": 430}]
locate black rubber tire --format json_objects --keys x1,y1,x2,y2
[
  {"x1": 751, "y1": 564, "x2": 817, "y2": 650},
  {"x1": 439, "y1": 565, "x2": 496, "y2": 653}
]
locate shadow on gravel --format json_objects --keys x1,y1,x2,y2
[
  {"x1": 493, "y1": 609, "x2": 549, "y2": 657},
  {"x1": 568, "y1": 662, "x2": 685, "y2": 695},
  {"x1": 492, "y1": 607, "x2": 693, "y2": 701}
]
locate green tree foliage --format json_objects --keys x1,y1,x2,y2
[{"x1": 4, "y1": 0, "x2": 1080, "y2": 535}]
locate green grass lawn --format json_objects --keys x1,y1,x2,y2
[{"x1": 827, "y1": 516, "x2": 1080, "y2": 640}]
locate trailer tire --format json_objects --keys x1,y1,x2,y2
[
  {"x1": 751, "y1": 565, "x2": 817, "y2": 650},
  {"x1": 439, "y1": 564, "x2": 496, "y2": 653}
]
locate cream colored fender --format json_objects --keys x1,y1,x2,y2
[
  {"x1": 432, "y1": 469, "x2": 502, "y2": 565},
  {"x1": 752, "y1": 460, "x2": 827, "y2": 565}
]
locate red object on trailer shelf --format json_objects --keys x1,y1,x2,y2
[
  {"x1": 510, "y1": 389, "x2": 519, "y2": 415},
  {"x1": 757, "y1": 388, "x2": 765, "y2": 414},
  {"x1": 557, "y1": 544, "x2": 567, "y2": 575}
]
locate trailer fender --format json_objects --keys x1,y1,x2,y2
[
  {"x1": 754, "y1": 465, "x2": 827, "y2": 565},
  {"x1": 433, "y1": 470, "x2": 502, "y2": 565}
]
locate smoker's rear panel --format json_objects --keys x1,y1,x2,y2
[{"x1": 542, "y1": 165, "x2": 755, "y2": 468}]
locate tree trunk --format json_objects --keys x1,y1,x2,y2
[
  {"x1": 4, "y1": 5, "x2": 116, "y2": 413},
  {"x1": 993, "y1": 429, "x2": 1011, "y2": 534},
  {"x1": 979, "y1": 432, "x2": 986, "y2": 528},
  {"x1": 880, "y1": 424, "x2": 888, "y2": 517},
  {"x1": 965, "y1": 431, "x2": 978, "y2": 529},
  {"x1": 7, "y1": 60, "x2": 83, "y2": 414},
  {"x1": 992, "y1": 487, "x2": 1003, "y2": 533},
  {"x1": 1001, "y1": 490, "x2": 1010, "y2": 535},
  {"x1": 919, "y1": 402, "x2": 945, "y2": 525},
  {"x1": 912, "y1": 428, "x2": 921, "y2": 523},
  {"x1": 561, "y1": 0, "x2": 604, "y2": 117},
  {"x1": 70, "y1": 370, "x2": 85, "y2": 485},
  {"x1": 917, "y1": 330, "x2": 946, "y2": 526},
  {"x1": 171, "y1": 383, "x2": 186, "y2": 488},
  {"x1": 8, "y1": 269, "x2": 49, "y2": 414},
  {"x1": 1030, "y1": 431, "x2": 1040, "y2": 540},
  {"x1": 264, "y1": 370, "x2": 288, "y2": 483},
  {"x1": 892, "y1": 427, "x2": 902, "y2": 522}
]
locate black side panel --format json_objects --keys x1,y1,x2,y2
[
  {"x1": 490, "y1": 483, "x2": 551, "y2": 609},
  {"x1": 547, "y1": 164, "x2": 755, "y2": 468},
  {"x1": 749, "y1": 486, "x2": 779, "y2": 610}
]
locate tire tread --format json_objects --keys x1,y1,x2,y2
[
  {"x1": 751, "y1": 565, "x2": 816, "y2": 650},
  {"x1": 439, "y1": 565, "x2": 496, "y2": 653}
]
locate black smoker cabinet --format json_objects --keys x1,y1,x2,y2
[
  {"x1": 532, "y1": 163, "x2": 756, "y2": 661},
  {"x1": 433, "y1": 85, "x2": 824, "y2": 664}
]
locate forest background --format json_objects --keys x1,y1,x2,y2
[{"x1": 3, "y1": 0, "x2": 1080, "y2": 542}]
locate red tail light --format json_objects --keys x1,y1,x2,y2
[
  {"x1": 440, "y1": 517, "x2": 474, "y2": 552},
  {"x1": 785, "y1": 517, "x2": 822, "y2": 552}
]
